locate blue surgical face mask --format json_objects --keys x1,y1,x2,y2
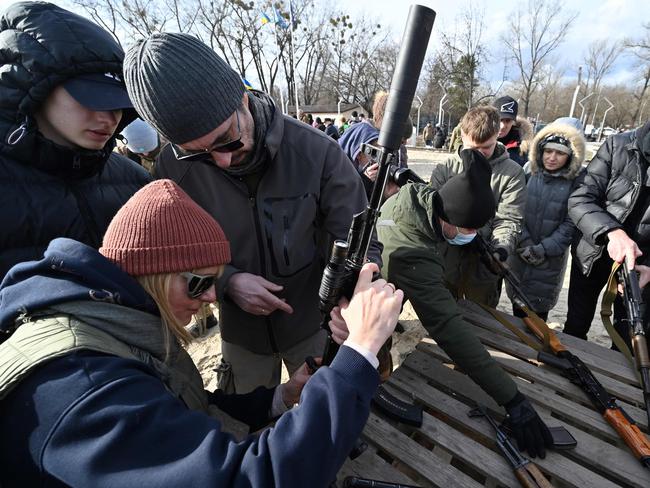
[{"x1": 444, "y1": 223, "x2": 477, "y2": 246}]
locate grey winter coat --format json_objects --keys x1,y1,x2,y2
[
  {"x1": 506, "y1": 123, "x2": 586, "y2": 312},
  {"x1": 155, "y1": 106, "x2": 381, "y2": 354},
  {"x1": 569, "y1": 125, "x2": 649, "y2": 275}
]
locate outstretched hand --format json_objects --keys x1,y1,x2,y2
[{"x1": 228, "y1": 272, "x2": 294, "y2": 316}]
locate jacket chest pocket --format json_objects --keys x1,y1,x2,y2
[{"x1": 263, "y1": 194, "x2": 318, "y2": 277}]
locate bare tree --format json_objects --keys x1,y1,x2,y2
[
  {"x1": 435, "y1": 1, "x2": 488, "y2": 113},
  {"x1": 502, "y1": 0, "x2": 577, "y2": 117},
  {"x1": 625, "y1": 23, "x2": 650, "y2": 125}
]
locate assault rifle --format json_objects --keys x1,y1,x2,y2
[
  {"x1": 468, "y1": 405, "x2": 554, "y2": 488},
  {"x1": 342, "y1": 476, "x2": 421, "y2": 488},
  {"x1": 618, "y1": 259, "x2": 650, "y2": 426},
  {"x1": 476, "y1": 235, "x2": 650, "y2": 468},
  {"x1": 313, "y1": 5, "x2": 434, "y2": 430}
]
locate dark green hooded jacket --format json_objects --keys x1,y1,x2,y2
[{"x1": 377, "y1": 183, "x2": 517, "y2": 405}]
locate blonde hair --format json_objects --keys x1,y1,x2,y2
[
  {"x1": 372, "y1": 91, "x2": 389, "y2": 129},
  {"x1": 460, "y1": 106, "x2": 500, "y2": 143},
  {"x1": 137, "y1": 265, "x2": 224, "y2": 357}
]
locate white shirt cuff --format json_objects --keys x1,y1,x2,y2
[
  {"x1": 270, "y1": 384, "x2": 291, "y2": 417},
  {"x1": 343, "y1": 340, "x2": 379, "y2": 369}
]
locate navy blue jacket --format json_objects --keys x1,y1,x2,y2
[{"x1": 0, "y1": 239, "x2": 379, "y2": 487}]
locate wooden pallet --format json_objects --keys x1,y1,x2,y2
[{"x1": 337, "y1": 300, "x2": 650, "y2": 487}]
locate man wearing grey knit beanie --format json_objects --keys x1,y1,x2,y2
[{"x1": 124, "y1": 32, "x2": 381, "y2": 394}]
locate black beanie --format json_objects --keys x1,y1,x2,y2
[
  {"x1": 435, "y1": 149, "x2": 496, "y2": 228},
  {"x1": 124, "y1": 33, "x2": 245, "y2": 144},
  {"x1": 493, "y1": 95, "x2": 518, "y2": 120}
]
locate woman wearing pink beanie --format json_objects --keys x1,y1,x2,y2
[{"x1": 0, "y1": 179, "x2": 402, "y2": 487}]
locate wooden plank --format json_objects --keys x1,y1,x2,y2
[
  {"x1": 460, "y1": 300, "x2": 631, "y2": 367},
  {"x1": 386, "y1": 368, "x2": 623, "y2": 488},
  {"x1": 362, "y1": 412, "x2": 484, "y2": 488},
  {"x1": 395, "y1": 350, "x2": 650, "y2": 487},
  {"x1": 416, "y1": 326, "x2": 646, "y2": 420},
  {"x1": 458, "y1": 301, "x2": 639, "y2": 386},
  {"x1": 465, "y1": 324, "x2": 645, "y2": 409},
  {"x1": 412, "y1": 343, "x2": 648, "y2": 443},
  {"x1": 416, "y1": 337, "x2": 649, "y2": 431}
]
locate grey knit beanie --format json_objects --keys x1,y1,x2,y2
[{"x1": 123, "y1": 33, "x2": 245, "y2": 144}]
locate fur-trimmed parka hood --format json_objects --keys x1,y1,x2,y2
[
  {"x1": 528, "y1": 122, "x2": 585, "y2": 179},
  {"x1": 516, "y1": 116, "x2": 534, "y2": 155}
]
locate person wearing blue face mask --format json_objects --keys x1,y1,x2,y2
[{"x1": 341, "y1": 147, "x2": 553, "y2": 459}]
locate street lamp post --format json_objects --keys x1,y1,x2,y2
[
  {"x1": 598, "y1": 98, "x2": 614, "y2": 141},
  {"x1": 415, "y1": 95, "x2": 423, "y2": 146},
  {"x1": 578, "y1": 93, "x2": 594, "y2": 128}
]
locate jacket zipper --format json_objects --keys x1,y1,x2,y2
[{"x1": 248, "y1": 189, "x2": 279, "y2": 353}]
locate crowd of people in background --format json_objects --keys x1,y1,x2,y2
[{"x1": 1, "y1": 1, "x2": 650, "y2": 486}]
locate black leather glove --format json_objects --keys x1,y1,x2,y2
[
  {"x1": 492, "y1": 245, "x2": 508, "y2": 263},
  {"x1": 504, "y1": 392, "x2": 553, "y2": 458},
  {"x1": 518, "y1": 244, "x2": 545, "y2": 266}
]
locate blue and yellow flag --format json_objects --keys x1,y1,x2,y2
[
  {"x1": 242, "y1": 78, "x2": 254, "y2": 91},
  {"x1": 260, "y1": 11, "x2": 271, "y2": 26}
]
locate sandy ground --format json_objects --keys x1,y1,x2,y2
[{"x1": 188, "y1": 145, "x2": 611, "y2": 385}]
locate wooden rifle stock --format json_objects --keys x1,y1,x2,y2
[
  {"x1": 521, "y1": 316, "x2": 567, "y2": 354},
  {"x1": 603, "y1": 407, "x2": 650, "y2": 461},
  {"x1": 476, "y1": 236, "x2": 650, "y2": 467},
  {"x1": 514, "y1": 462, "x2": 554, "y2": 488}
]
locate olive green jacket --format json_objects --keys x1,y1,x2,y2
[
  {"x1": 377, "y1": 183, "x2": 518, "y2": 405},
  {"x1": 429, "y1": 144, "x2": 526, "y2": 295}
]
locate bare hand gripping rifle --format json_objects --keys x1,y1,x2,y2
[
  {"x1": 316, "y1": 4, "x2": 435, "y2": 427},
  {"x1": 476, "y1": 235, "x2": 650, "y2": 468}
]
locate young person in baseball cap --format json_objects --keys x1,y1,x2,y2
[
  {"x1": 493, "y1": 95, "x2": 533, "y2": 166},
  {"x1": 0, "y1": 1, "x2": 151, "y2": 280},
  {"x1": 0, "y1": 179, "x2": 402, "y2": 486}
]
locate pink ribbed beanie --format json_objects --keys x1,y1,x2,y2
[{"x1": 100, "y1": 179, "x2": 231, "y2": 276}]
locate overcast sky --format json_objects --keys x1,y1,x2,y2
[
  {"x1": 0, "y1": 0, "x2": 646, "y2": 85},
  {"x1": 345, "y1": 0, "x2": 648, "y2": 85}
]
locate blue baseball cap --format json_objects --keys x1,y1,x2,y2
[{"x1": 63, "y1": 72, "x2": 133, "y2": 111}]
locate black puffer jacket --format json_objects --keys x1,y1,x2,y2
[
  {"x1": 0, "y1": 2, "x2": 151, "y2": 279},
  {"x1": 569, "y1": 124, "x2": 649, "y2": 275}
]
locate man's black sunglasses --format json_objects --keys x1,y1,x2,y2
[
  {"x1": 181, "y1": 272, "x2": 218, "y2": 299},
  {"x1": 171, "y1": 111, "x2": 244, "y2": 162}
]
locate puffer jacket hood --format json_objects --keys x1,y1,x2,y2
[
  {"x1": 528, "y1": 122, "x2": 585, "y2": 179},
  {"x1": 0, "y1": 2, "x2": 135, "y2": 151}
]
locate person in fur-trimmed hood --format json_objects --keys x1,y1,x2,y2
[
  {"x1": 505, "y1": 119, "x2": 586, "y2": 319},
  {"x1": 493, "y1": 96, "x2": 534, "y2": 166}
]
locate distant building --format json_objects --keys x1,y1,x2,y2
[{"x1": 287, "y1": 103, "x2": 365, "y2": 122}]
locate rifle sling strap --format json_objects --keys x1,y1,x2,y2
[
  {"x1": 478, "y1": 303, "x2": 542, "y2": 352},
  {"x1": 600, "y1": 261, "x2": 641, "y2": 383}
]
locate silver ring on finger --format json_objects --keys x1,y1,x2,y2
[{"x1": 385, "y1": 283, "x2": 396, "y2": 292}]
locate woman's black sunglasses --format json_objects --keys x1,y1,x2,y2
[
  {"x1": 181, "y1": 272, "x2": 218, "y2": 299},
  {"x1": 171, "y1": 111, "x2": 244, "y2": 162}
]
